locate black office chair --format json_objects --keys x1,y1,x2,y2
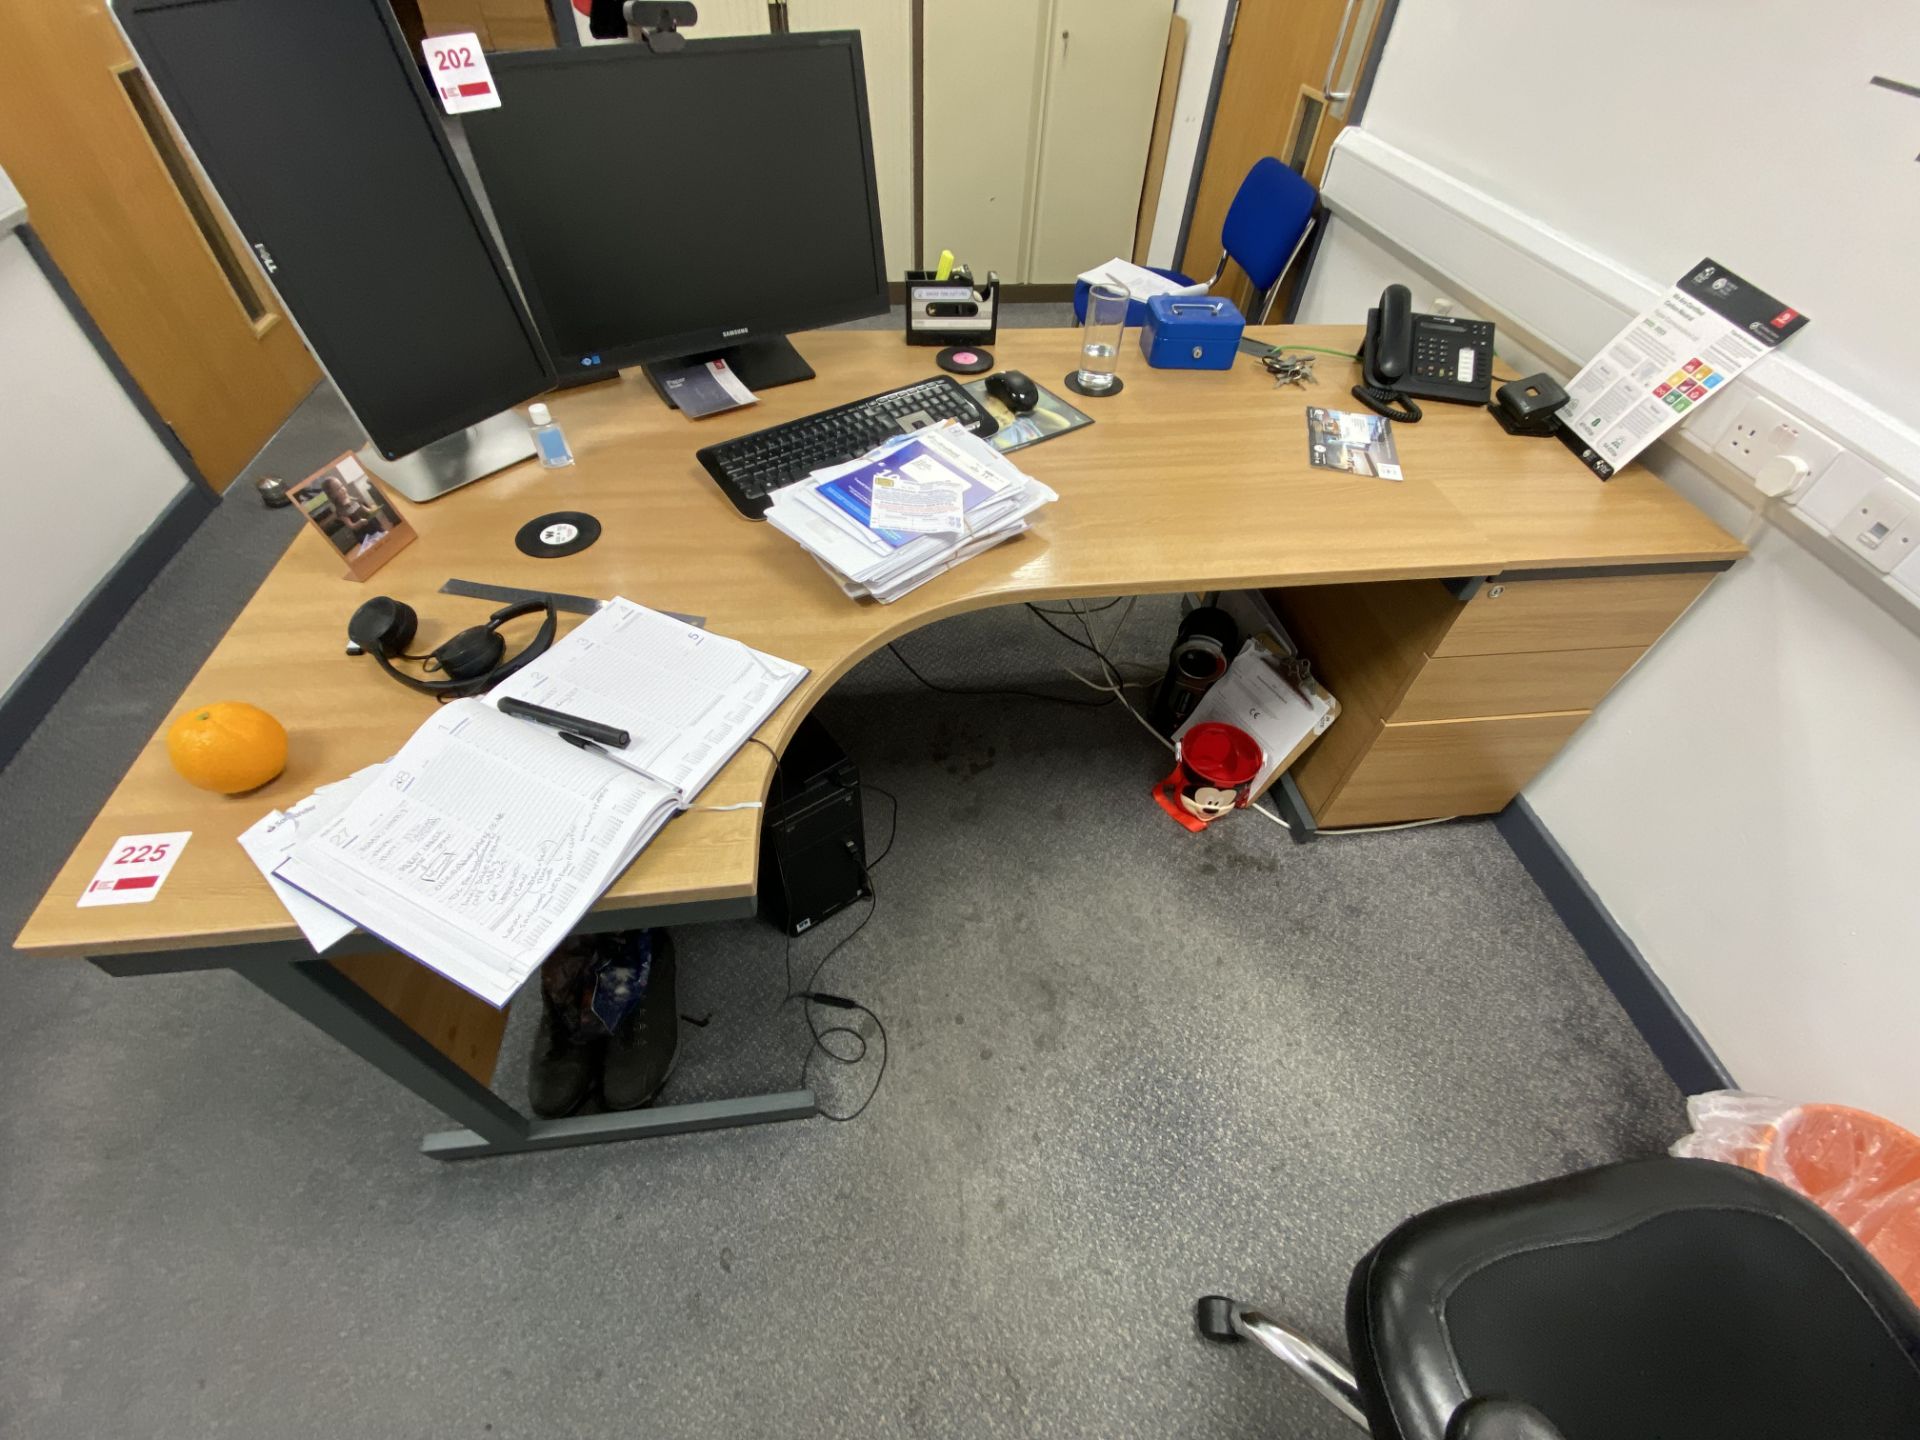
[{"x1": 1197, "y1": 1157, "x2": 1920, "y2": 1439}]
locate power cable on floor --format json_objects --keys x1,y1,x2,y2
[{"x1": 745, "y1": 734, "x2": 890, "y2": 1122}]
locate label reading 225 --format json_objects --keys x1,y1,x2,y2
[
  {"x1": 78, "y1": 831, "x2": 192, "y2": 909},
  {"x1": 114, "y1": 840, "x2": 173, "y2": 865}
]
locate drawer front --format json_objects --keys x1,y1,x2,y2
[
  {"x1": 1392, "y1": 646, "x2": 1644, "y2": 723},
  {"x1": 1434, "y1": 573, "x2": 1715, "y2": 657},
  {"x1": 1316, "y1": 711, "x2": 1588, "y2": 827}
]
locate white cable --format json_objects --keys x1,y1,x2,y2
[
  {"x1": 679, "y1": 801, "x2": 765, "y2": 813},
  {"x1": 1318, "y1": 815, "x2": 1457, "y2": 834},
  {"x1": 1248, "y1": 800, "x2": 1293, "y2": 831}
]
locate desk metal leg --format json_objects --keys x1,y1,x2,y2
[
  {"x1": 418, "y1": 1092, "x2": 818, "y2": 1161},
  {"x1": 233, "y1": 955, "x2": 817, "y2": 1161},
  {"x1": 1271, "y1": 771, "x2": 1319, "y2": 845},
  {"x1": 237, "y1": 957, "x2": 530, "y2": 1149}
]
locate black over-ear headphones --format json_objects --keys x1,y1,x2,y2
[{"x1": 346, "y1": 595, "x2": 557, "y2": 698}]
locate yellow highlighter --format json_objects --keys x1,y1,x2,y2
[{"x1": 933, "y1": 248, "x2": 955, "y2": 281}]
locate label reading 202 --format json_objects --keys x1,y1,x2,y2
[{"x1": 420, "y1": 33, "x2": 502, "y2": 115}]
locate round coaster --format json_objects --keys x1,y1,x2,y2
[
  {"x1": 936, "y1": 345, "x2": 995, "y2": 375},
  {"x1": 1063, "y1": 371, "x2": 1125, "y2": 399},
  {"x1": 515, "y1": 510, "x2": 602, "y2": 558}
]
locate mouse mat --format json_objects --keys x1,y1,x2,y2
[{"x1": 963, "y1": 378, "x2": 1094, "y2": 453}]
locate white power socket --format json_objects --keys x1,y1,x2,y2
[{"x1": 1716, "y1": 396, "x2": 1842, "y2": 497}]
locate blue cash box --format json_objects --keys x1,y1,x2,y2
[{"x1": 1139, "y1": 294, "x2": 1244, "y2": 370}]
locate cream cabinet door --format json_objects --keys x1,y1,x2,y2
[
  {"x1": 923, "y1": 0, "x2": 1052, "y2": 281},
  {"x1": 787, "y1": 2, "x2": 916, "y2": 277},
  {"x1": 1025, "y1": 0, "x2": 1173, "y2": 283}
]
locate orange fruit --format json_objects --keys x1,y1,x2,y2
[{"x1": 166, "y1": 701, "x2": 288, "y2": 794}]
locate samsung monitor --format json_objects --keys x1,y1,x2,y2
[
  {"x1": 115, "y1": 0, "x2": 555, "y2": 499},
  {"x1": 463, "y1": 33, "x2": 888, "y2": 393}
]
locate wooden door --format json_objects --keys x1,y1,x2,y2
[
  {"x1": 1178, "y1": 0, "x2": 1386, "y2": 313},
  {"x1": 0, "y1": 1, "x2": 320, "y2": 491}
]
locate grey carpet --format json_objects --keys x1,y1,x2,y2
[{"x1": 0, "y1": 329, "x2": 1684, "y2": 1439}]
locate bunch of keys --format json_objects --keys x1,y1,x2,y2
[{"x1": 1259, "y1": 351, "x2": 1318, "y2": 388}]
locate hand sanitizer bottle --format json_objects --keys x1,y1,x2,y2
[{"x1": 528, "y1": 402, "x2": 574, "y2": 468}]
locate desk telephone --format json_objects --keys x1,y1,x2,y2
[{"x1": 1354, "y1": 283, "x2": 1495, "y2": 423}]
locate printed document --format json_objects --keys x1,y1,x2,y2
[
  {"x1": 485, "y1": 598, "x2": 806, "y2": 800},
  {"x1": 276, "y1": 702, "x2": 680, "y2": 1007},
  {"x1": 1558, "y1": 258, "x2": 1807, "y2": 478},
  {"x1": 237, "y1": 764, "x2": 384, "y2": 951},
  {"x1": 1175, "y1": 642, "x2": 1333, "y2": 797}
]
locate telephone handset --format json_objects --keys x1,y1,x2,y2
[{"x1": 1354, "y1": 284, "x2": 1496, "y2": 423}]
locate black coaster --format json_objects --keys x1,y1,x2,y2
[
  {"x1": 1063, "y1": 371, "x2": 1124, "y2": 399},
  {"x1": 936, "y1": 345, "x2": 994, "y2": 375},
  {"x1": 515, "y1": 511, "x2": 602, "y2": 558}
]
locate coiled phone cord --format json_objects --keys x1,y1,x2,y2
[{"x1": 1350, "y1": 383, "x2": 1422, "y2": 424}]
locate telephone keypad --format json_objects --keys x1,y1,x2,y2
[{"x1": 1411, "y1": 318, "x2": 1495, "y2": 385}]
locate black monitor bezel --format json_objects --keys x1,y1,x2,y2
[
  {"x1": 116, "y1": 0, "x2": 557, "y2": 460},
  {"x1": 470, "y1": 33, "x2": 890, "y2": 378}
]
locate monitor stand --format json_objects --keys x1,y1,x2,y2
[
  {"x1": 355, "y1": 410, "x2": 537, "y2": 503},
  {"x1": 643, "y1": 334, "x2": 816, "y2": 399}
]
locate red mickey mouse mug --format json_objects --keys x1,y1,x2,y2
[{"x1": 1152, "y1": 721, "x2": 1264, "y2": 832}]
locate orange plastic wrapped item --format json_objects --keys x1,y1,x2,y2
[{"x1": 1673, "y1": 1090, "x2": 1920, "y2": 1303}]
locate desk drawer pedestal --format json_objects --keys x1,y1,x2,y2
[{"x1": 1267, "y1": 568, "x2": 1720, "y2": 827}]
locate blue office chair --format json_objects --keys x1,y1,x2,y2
[{"x1": 1074, "y1": 156, "x2": 1319, "y2": 327}]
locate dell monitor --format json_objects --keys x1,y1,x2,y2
[
  {"x1": 115, "y1": 0, "x2": 556, "y2": 500},
  {"x1": 463, "y1": 34, "x2": 889, "y2": 395}
]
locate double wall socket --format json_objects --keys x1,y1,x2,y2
[{"x1": 1714, "y1": 396, "x2": 1842, "y2": 498}]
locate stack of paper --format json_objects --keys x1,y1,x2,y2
[
  {"x1": 237, "y1": 763, "x2": 386, "y2": 952},
  {"x1": 765, "y1": 422, "x2": 1057, "y2": 604},
  {"x1": 275, "y1": 702, "x2": 681, "y2": 1006},
  {"x1": 1075, "y1": 257, "x2": 1208, "y2": 300},
  {"x1": 259, "y1": 600, "x2": 807, "y2": 1006}
]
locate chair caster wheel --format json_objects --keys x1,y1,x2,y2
[{"x1": 1196, "y1": 1295, "x2": 1243, "y2": 1344}]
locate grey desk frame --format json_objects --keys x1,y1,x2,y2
[{"x1": 91, "y1": 896, "x2": 815, "y2": 1161}]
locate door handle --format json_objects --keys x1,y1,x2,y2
[{"x1": 1321, "y1": 0, "x2": 1359, "y2": 102}]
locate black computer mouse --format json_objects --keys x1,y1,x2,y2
[{"x1": 986, "y1": 369, "x2": 1040, "y2": 414}]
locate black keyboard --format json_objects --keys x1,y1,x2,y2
[{"x1": 696, "y1": 376, "x2": 999, "y2": 519}]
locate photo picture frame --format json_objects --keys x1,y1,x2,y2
[{"x1": 289, "y1": 453, "x2": 417, "y2": 581}]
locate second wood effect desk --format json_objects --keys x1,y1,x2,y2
[{"x1": 13, "y1": 326, "x2": 1743, "y2": 1158}]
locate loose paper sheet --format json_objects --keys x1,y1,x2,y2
[{"x1": 1557, "y1": 259, "x2": 1807, "y2": 478}]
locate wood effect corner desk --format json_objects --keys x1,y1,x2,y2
[{"x1": 13, "y1": 327, "x2": 1743, "y2": 1159}]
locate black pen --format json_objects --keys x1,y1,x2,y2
[
  {"x1": 497, "y1": 695, "x2": 630, "y2": 749},
  {"x1": 557, "y1": 730, "x2": 607, "y2": 757}
]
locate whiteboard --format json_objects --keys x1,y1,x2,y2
[{"x1": 1358, "y1": 0, "x2": 1920, "y2": 422}]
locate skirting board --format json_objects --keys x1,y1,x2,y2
[
  {"x1": 0, "y1": 483, "x2": 216, "y2": 772},
  {"x1": 1495, "y1": 796, "x2": 1735, "y2": 1098}
]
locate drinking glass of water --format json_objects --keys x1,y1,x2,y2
[{"x1": 1075, "y1": 282, "x2": 1129, "y2": 396}]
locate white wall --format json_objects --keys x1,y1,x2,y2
[
  {"x1": 1296, "y1": 2, "x2": 1920, "y2": 1129},
  {"x1": 1143, "y1": 0, "x2": 1231, "y2": 269},
  {"x1": 1361, "y1": 0, "x2": 1920, "y2": 424},
  {"x1": 0, "y1": 212, "x2": 193, "y2": 700}
]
